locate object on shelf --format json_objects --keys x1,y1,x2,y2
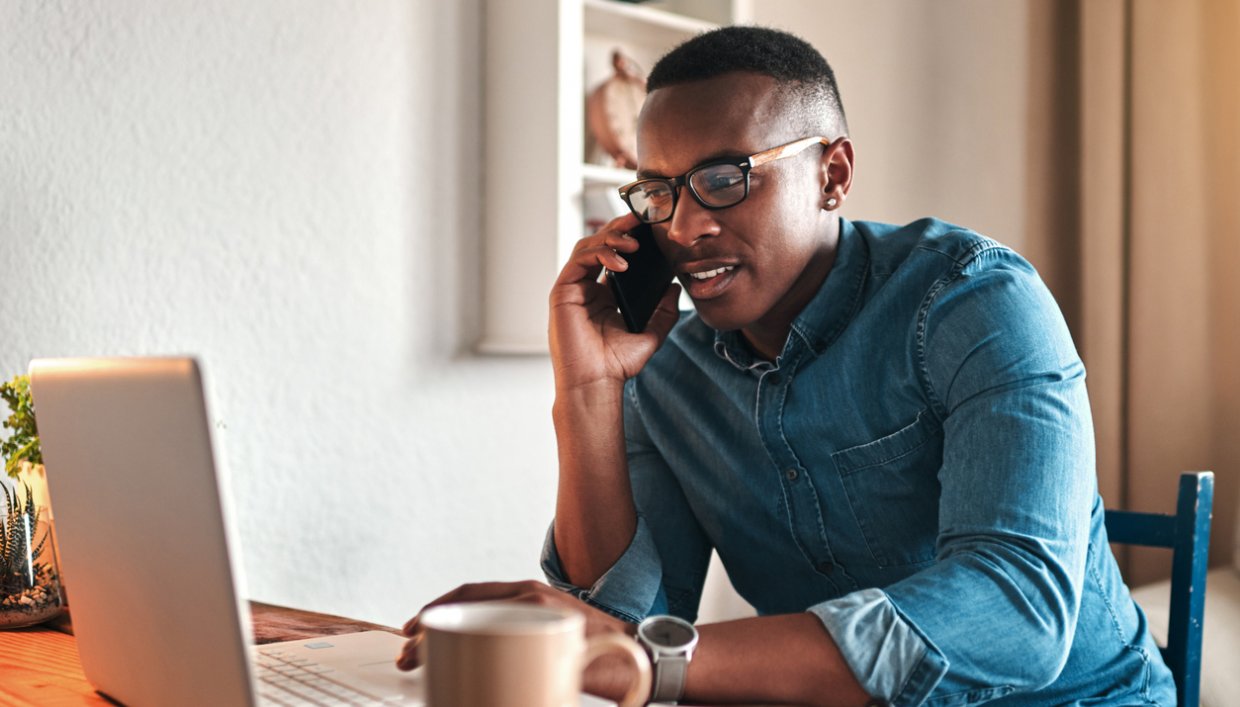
[
  {"x1": 585, "y1": 49, "x2": 646, "y2": 170},
  {"x1": 583, "y1": 182, "x2": 630, "y2": 237}
]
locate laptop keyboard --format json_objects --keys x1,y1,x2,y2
[{"x1": 255, "y1": 646, "x2": 393, "y2": 706}]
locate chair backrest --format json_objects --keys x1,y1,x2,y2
[{"x1": 1104, "y1": 471, "x2": 1214, "y2": 707}]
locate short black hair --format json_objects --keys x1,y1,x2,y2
[{"x1": 647, "y1": 26, "x2": 848, "y2": 137}]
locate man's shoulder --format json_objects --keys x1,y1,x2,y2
[{"x1": 851, "y1": 217, "x2": 1008, "y2": 275}]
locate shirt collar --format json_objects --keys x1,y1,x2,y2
[{"x1": 713, "y1": 217, "x2": 869, "y2": 371}]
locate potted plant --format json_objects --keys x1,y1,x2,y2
[{"x1": 0, "y1": 374, "x2": 64, "y2": 628}]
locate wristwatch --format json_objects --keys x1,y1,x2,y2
[{"x1": 636, "y1": 614, "x2": 699, "y2": 703}]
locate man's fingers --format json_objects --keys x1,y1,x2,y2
[
  {"x1": 554, "y1": 219, "x2": 646, "y2": 289},
  {"x1": 572, "y1": 228, "x2": 641, "y2": 256},
  {"x1": 578, "y1": 244, "x2": 631, "y2": 273},
  {"x1": 595, "y1": 212, "x2": 642, "y2": 241},
  {"x1": 396, "y1": 632, "x2": 423, "y2": 671},
  {"x1": 396, "y1": 583, "x2": 625, "y2": 672},
  {"x1": 554, "y1": 242, "x2": 635, "y2": 288},
  {"x1": 396, "y1": 581, "x2": 568, "y2": 670},
  {"x1": 401, "y1": 581, "x2": 550, "y2": 635},
  {"x1": 400, "y1": 583, "x2": 480, "y2": 636},
  {"x1": 550, "y1": 276, "x2": 610, "y2": 311}
]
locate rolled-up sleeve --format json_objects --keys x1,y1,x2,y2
[
  {"x1": 541, "y1": 514, "x2": 668, "y2": 622},
  {"x1": 811, "y1": 589, "x2": 949, "y2": 704},
  {"x1": 812, "y1": 248, "x2": 1096, "y2": 706}
]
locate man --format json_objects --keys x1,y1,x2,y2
[{"x1": 400, "y1": 26, "x2": 1175, "y2": 706}]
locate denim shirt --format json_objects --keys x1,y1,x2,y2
[{"x1": 542, "y1": 218, "x2": 1176, "y2": 706}]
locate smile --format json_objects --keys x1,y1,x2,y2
[
  {"x1": 679, "y1": 263, "x2": 740, "y2": 302},
  {"x1": 687, "y1": 266, "x2": 735, "y2": 280}
]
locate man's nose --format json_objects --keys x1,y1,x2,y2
[{"x1": 665, "y1": 189, "x2": 721, "y2": 248}]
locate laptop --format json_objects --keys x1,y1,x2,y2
[{"x1": 28, "y1": 357, "x2": 614, "y2": 707}]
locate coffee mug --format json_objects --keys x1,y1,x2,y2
[{"x1": 419, "y1": 601, "x2": 652, "y2": 707}]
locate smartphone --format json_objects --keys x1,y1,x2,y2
[{"x1": 606, "y1": 222, "x2": 675, "y2": 333}]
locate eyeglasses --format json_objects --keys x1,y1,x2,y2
[{"x1": 617, "y1": 136, "x2": 834, "y2": 225}]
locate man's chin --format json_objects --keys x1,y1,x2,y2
[{"x1": 693, "y1": 299, "x2": 750, "y2": 334}]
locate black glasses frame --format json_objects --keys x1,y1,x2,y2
[{"x1": 617, "y1": 136, "x2": 836, "y2": 225}]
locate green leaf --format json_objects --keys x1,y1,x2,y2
[{"x1": 0, "y1": 374, "x2": 41, "y2": 479}]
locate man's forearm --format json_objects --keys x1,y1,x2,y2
[
  {"x1": 592, "y1": 613, "x2": 872, "y2": 706},
  {"x1": 552, "y1": 381, "x2": 638, "y2": 588},
  {"x1": 685, "y1": 614, "x2": 871, "y2": 707}
]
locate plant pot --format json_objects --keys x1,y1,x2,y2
[{"x1": 1, "y1": 463, "x2": 64, "y2": 629}]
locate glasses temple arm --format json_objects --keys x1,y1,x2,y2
[{"x1": 748, "y1": 136, "x2": 833, "y2": 168}]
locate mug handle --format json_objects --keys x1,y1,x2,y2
[{"x1": 583, "y1": 633, "x2": 652, "y2": 707}]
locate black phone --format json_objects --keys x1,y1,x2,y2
[{"x1": 606, "y1": 222, "x2": 675, "y2": 333}]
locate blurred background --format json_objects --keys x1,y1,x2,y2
[{"x1": 1, "y1": 0, "x2": 1235, "y2": 629}]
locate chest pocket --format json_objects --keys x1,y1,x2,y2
[{"x1": 831, "y1": 409, "x2": 943, "y2": 568}]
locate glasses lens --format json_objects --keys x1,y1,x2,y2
[
  {"x1": 689, "y1": 164, "x2": 746, "y2": 207},
  {"x1": 625, "y1": 180, "x2": 675, "y2": 223}
]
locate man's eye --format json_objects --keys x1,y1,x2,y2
[{"x1": 700, "y1": 170, "x2": 744, "y2": 192}]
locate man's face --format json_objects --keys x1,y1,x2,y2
[{"x1": 635, "y1": 72, "x2": 838, "y2": 336}]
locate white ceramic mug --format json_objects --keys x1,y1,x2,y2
[{"x1": 419, "y1": 601, "x2": 651, "y2": 707}]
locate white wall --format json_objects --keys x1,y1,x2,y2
[{"x1": 1, "y1": 0, "x2": 561, "y2": 628}]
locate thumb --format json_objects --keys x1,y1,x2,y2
[{"x1": 644, "y1": 283, "x2": 683, "y2": 343}]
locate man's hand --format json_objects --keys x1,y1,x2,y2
[
  {"x1": 396, "y1": 581, "x2": 644, "y2": 701},
  {"x1": 546, "y1": 215, "x2": 677, "y2": 607},
  {"x1": 397, "y1": 582, "x2": 874, "y2": 707},
  {"x1": 549, "y1": 213, "x2": 682, "y2": 393}
]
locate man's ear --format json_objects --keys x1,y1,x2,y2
[{"x1": 820, "y1": 137, "x2": 855, "y2": 211}]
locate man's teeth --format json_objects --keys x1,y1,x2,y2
[{"x1": 688, "y1": 266, "x2": 735, "y2": 280}]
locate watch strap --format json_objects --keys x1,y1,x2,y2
[{"x1": 650, "y1": 652, "x2": 689, "y2": 703}]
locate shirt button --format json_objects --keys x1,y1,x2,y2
[
  {"x1": 767, "y1": 373, "x2": 782, "y2": 386},
  {"x1": 785, "y1": 468, "x2": 798, "y2": 481},
  {"x1": 815, "y1": 560, "x2": 834, "y2": 574}
]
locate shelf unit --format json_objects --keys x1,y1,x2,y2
[
  {"x1": 479, "y1": 0, "x2": 750, "y2": 354},
  {"x1": 581, "y1": 162, "x2": 637, "y2": 186}
]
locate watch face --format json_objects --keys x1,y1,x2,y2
[{"x1": 642, "y1": 617, "x2": 696, "y2": 649}]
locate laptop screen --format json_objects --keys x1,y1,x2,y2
[{"x1": 30, "y1": 357, "x2": 256, "y2": 706}]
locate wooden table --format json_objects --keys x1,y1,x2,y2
[{"x1": 0, "y1": 602, "x2": 400, "y2": 706}]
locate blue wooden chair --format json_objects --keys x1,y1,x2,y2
[{"x1": 1105, "y1": 471, "x2": 1214, "y2": 707}]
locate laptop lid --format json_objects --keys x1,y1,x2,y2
[{"x1": 29, "y1": 357, "x2": 257, "y2": 707}]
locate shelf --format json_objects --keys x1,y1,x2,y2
[
  {"x1": 584, "y1": 0, "x2": 717, "y2": 47},
  {"x1": 478, "y1": 0, "x2": 748, "y2": 354},
  {"x1": 582, "y1": 163, "x2": 636, "y2": 185}
]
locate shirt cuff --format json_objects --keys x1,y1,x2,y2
[
  {"x1": 540, "y1": 515, "x2": 666, "y2": 623},
  {"x1": 808, "y1": 588, "x2": 949, "y2": 707}
]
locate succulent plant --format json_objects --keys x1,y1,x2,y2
[{"x1": 0, "y1": 482, "x2": 48, "y2": 597}]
